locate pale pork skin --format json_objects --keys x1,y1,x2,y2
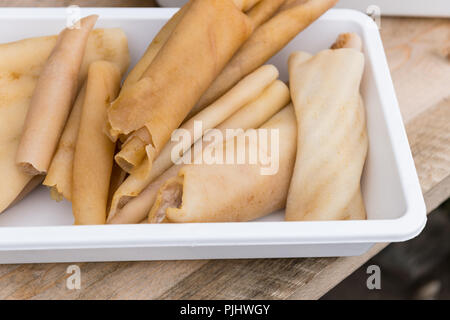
[
  {"x1": 72, "y1": 61, "x2": 123, "y2": 225},
  {"x1": 286, "y1": 33, "x2": 368, "y2": 221},
  {"x1": 0, "y1": 27, "x2": 129, "y2": 214},
  {"x1": 16, "y1": 15, "x2": 98, "y2": 176}
]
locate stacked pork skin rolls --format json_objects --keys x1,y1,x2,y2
[
  {"x1": 0, "y1": 1, "x2": 369, "y2": 226},
  {"x1": 108, "y1": 65, "x2": 290, "y2": 224},
  {"x1": 108, "y1": 0, "x2": 254, "y2": 178},
  {"x1": 142, "y1": 33, "x2": 368, "y2": 224},
  {"x1": 105, "y1": 0, "x2": 339, "y2": 224}
]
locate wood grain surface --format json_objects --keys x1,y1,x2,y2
[{"x1": 0, "y1": 1, "x2": 449, "y2": 300}]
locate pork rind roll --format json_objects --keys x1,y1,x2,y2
[
  {"x1": 286, "y1": 35, "x2": 368, "y2": 221},
  {"x1": 0, "y1": 29, "x2": 129, "y2": 213},
  {"x1": 72, "y1": 61, "x2": 122, "y2": 225},
  {"x1": 149, "y1": 106, "x2": 297, "y2": 223},
  {"x1": 107, "y1": 0, "x2": 253, "y2": 175}
]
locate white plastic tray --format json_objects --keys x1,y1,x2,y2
[{"x1": 0, "y1": 8, "x2": 426, "y2": 263}]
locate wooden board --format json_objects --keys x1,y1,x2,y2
[{"x1": 0, "y1": 1, "x2": 449, "y2": 300}]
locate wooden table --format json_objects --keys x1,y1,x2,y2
[{"x1": 0, "y1": 1, "x2": 449, "y2": 300}]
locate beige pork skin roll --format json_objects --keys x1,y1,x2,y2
[
  {"x1": 42, "y1": 84, "x2": 86, "y2": 202},
  {"x1": 16, "y1": 15, "x2": 98, "y2": 176},
  {"x1": 148, "y1": 105, "x2": 297, "y2": 223},
  {"x1": 0, "y1": 28, "x2": 129, "y2": 214},
  {"x1": 286, "y1": 44, "x2": 368, "y2": 221},
  {"x1": 72, "y1": 61, "x2": 121, "y2": 225},
  {"x1": 108, "y1": 0, "x2": 253, "y2": 175}
]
